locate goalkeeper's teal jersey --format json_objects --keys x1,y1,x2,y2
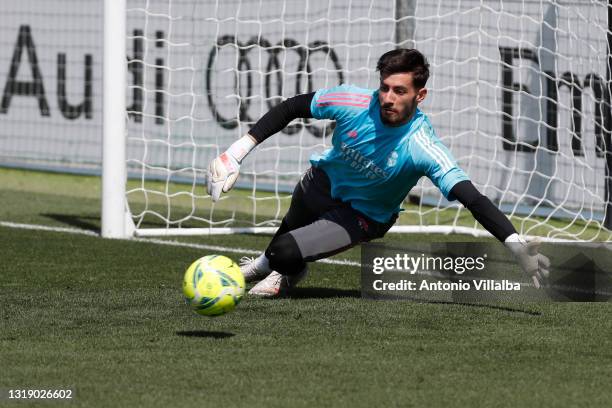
[{"x1": 309, "y1": 84, "x2": 470, "y2": 223}]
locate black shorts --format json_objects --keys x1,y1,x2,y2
[{"x1": 282, "y1": 166, "x2": 397, "y2": 247}]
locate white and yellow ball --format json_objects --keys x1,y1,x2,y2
[{"x1": 182, "y1": 255, "x2": 245, "y2": 316}]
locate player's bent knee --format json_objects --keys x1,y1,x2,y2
[{"x1": 265, "y1": 233, "x2": 305, "y2": 276}]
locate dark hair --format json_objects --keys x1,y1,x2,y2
[{"x1": 376, "y1": 49, "x2": 430, "y2": 89}]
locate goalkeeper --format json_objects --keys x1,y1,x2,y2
[{"x1": 208, "y1": 48, "x2": 549, "y2": 297}]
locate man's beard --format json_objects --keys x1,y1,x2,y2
[{"x1": 380, "y1": 98, "x2": 417, "y2": 127}]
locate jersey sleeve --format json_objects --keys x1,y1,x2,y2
[
  {"x1": 310, "y1": 84, "x2": 373, "y2": 122},
  {"x1": 410, "y1": 125, "x2": 470, "y2": 201}
]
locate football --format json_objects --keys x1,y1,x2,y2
[{"x1": 182, "y1": 255, "x2": 245, "y2": 316}]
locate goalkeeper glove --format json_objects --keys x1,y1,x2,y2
[
  {"x1": 207, "y1": 134, "x2": 257, "y2": 202},
  {"x1": 504, "y1": 233, "x2": 550, "y2": 288}
]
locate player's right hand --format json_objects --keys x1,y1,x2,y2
[{"x1": 207, "y1": 152, "x2": 240, "y2": 202}]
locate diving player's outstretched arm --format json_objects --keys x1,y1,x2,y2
[
  {"x1": 207, "y1": 93, "x2": 315, "y2": 201},
  {"x1": 451, "y1": 181, "x2": 550, "y2": 288}
]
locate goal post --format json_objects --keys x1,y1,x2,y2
[
  {"x1": 607, "y1": 0, "x2": 612, "y2": 231},
  {"x1": 102, "y1": 0, "x2": 130, "y2": 239}
]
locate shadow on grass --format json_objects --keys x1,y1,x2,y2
[
  {"x1": 42, "y1": 213, "x2": 100, "y2": 233},
  {"x1": 411, "y1": 298, "x2": 542, "y2": 316},
  {"x1": 41, "y1": 210, "x2": 281, "y2": 232},
  {"x1": 175, "y1": 330, "x2": 235, "y2": 339},
  {"x1": 286, "y1": 288, "x2": 539, "y2": 315},
  {"x1": 287, "y1": 287, "x2": 361, "y2": 299}
]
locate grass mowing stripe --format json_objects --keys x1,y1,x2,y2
[
  {"x1": 0, "y1": 220, "x2": 361, "y2": 268},
  {"x1": 4, "y1": 221, "x2": 608, "y2": 297},
  {"x1": 3, "y1": 219, "x2": 612, "y2": 407}
]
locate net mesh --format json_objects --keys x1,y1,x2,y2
[{"x1": 126, "y1": 0, "x2": 612, "y2": 239}]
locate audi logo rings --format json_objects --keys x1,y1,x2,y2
[{"x1": 206, "y1": 35, "x2": 344, "y2": 138}]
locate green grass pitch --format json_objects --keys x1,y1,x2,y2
[{"x1": 1, "y1": 168, "x2": 612, "y2": 407}]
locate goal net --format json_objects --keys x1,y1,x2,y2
[{"x1": 1, "y1": 0, "x2": 611, "y2": 240}]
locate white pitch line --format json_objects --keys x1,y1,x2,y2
[
  {"x1": 0, "y1": 221, "x2": 361, "y2": 267},
  {"x1": 0, "y1": 221, "x2": 99, "y2": 236}
]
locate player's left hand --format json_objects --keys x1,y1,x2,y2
[{"x1": 505, "y1": 235, "x2": 550, "y2": 288}]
